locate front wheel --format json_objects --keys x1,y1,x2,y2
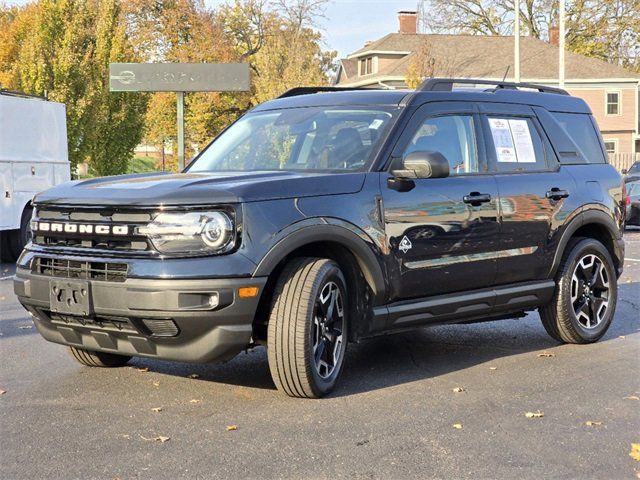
[
  {"x1": 68, "y1": 347, "x2": 131, "y2": 367},
  {"x1": 267, "y1": 258, "x2": 348, "y2": 398},
  {"x1": 540, "y1": 238, "x2": 618, "y2": 344}
]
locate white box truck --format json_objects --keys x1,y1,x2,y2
[{"x1": 0, "y1": 90, "x2": 70, "y2": 261}]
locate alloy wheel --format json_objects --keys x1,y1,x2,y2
[
  {"x1": 570, "y1": 253, "x2": 610, "y2": 329},
  {"x1": 312, "y1": 281, "x2": 345, "y2": 379}
]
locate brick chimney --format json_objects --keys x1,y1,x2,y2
[
  {"x1": 398, "y1": 11, "x2": 418, "y2": 34},
  {"x1": 549, "y1": 26, "x2": 559, "y2": 46}
]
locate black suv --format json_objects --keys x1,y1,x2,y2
[{"x1": 14, "y1": 78, "x2": 627, "y2": 398}]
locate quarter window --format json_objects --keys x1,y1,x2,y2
[
  {"x1": 403, "y1": 115, "x2": 479, "y2": 175},
  {"x1": 606, "y1": 91, "x2": 620, "y2": 115},
  {"x1": 486, "y1": 117, "x2": 548, "y2": 172},
  {"x1": 551, "y1": 112, "x2": 606, "y2": 164}
]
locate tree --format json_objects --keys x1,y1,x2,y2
[
  {"x1": 1, "y1": 0, "x2": 148, "y2": 176},
  {"x1": 421, "y1": 0, "x2": 639, "y2": 70},
  {"x1": 86, "y1": 0, "x2": 148, "y2": 177}
]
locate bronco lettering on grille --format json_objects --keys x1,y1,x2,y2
[{"x1": 32, "y1": 222, "x2": 129, "y2": 236}]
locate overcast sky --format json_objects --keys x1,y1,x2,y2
[{"x1": 3, "y1": 0, "x2": 414, "y2": 58}]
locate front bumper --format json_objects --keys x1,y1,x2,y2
[{"x1": 14, "y1": 267, "x2": 267, "y2": 363}]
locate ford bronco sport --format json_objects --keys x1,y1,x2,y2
[{"x1": 14, "y1": 78, "x2": 627, "y2": 398}]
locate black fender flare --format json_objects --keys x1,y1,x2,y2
[
  {"x1": 549, "y1": 208, "x2": 624, "y2": 277},
  {"x1": 254, "y1": 222, "x2": 387, "y2": 305}
]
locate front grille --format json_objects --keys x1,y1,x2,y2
[
  {"x1": 141, "y1": 319, "x2": 180, "y2": 337},
  {"x1": 32, "y1": 206, "x2": 154, "y2": 254},
  {"x1": 33, "y1": 257, "x2": 128, "y2": 282},
  {"x1": 44, "y1": 310, "x2": 139, "y2": 335}
]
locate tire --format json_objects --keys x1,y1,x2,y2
[
  {"x1": 68, "y1": 346, "x2": 131, "y2": 368},
  {"x1": 267, "y1": 258, "x2": 348, "y2": 398},
  {"x1": 4, "y1": 206, "x2": 32, "y2": 261},
  {"x1": 540, "y1": 238, "x2": 617, "y2": 344}
]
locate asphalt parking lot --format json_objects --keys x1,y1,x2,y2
[{"x1": 1, "y1": 232, "x2": 639, "y2": 480}]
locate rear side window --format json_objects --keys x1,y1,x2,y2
[
  {"x1": 551, "y1": 112, "x2": 606, "y2": 164},
  {"x1": 485, "y1": 117, "x2": 548, "y2": 173}
]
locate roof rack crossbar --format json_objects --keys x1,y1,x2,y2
[
  {"x1": 278, "y1": 86, "x2": 376, "y2": 99},
  {"x1": 417, "y1": 78, "x2": 569, "y2": 96}
]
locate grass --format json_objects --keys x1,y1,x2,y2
[{"x1": 127, "y1": 156, "x2": 158, "y2": 174}]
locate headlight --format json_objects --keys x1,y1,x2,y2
[{"x1": 137, "y1": 211, "x2": 235, "y2": 254}]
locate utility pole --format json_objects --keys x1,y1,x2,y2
[
  {"x1": 559, "y1": 0, "x2": 566, "y2": 88},
  {"x1": 514, "y1": 0, "x2": 520, "y2": 82},
  {"x1": 177, "y1": 91, "x2": 185, "y2": 171}
]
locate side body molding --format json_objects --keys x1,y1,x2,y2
[{"x1": 253, "y1": 222, "x2": 388, "y2": 305}]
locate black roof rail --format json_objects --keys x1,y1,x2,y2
[
  {"x1": 417, "y1": 78, "x2": 569, "y2": 96},
  {"x1": 278, "y1": 86, "x2": 380, "y2": 99},
  {"x1": 0, "y1": 88, "x2": 47, "y2": 100}
]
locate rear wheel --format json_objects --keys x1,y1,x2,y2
[
  {"x1": 540, "y1": 238, "x2": 617, "y2": 344},
  {"x1": 68, "y1": 347, "x2": 131, "y2": 368},
  {"x1": 267, "y1": 258, "x2": 348, "y2": 398},
  {"x1": 4, "y1": 206, "x2": 32, "y2": 261}
]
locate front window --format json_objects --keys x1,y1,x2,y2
[
  {"x1": 402, "y1": 115, "x2": 480, "y2": 175},
  {"x1": 188, "y1": 106, "x2": 397, "y2": 173}
]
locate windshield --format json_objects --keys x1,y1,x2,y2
[{"x1": 188, "y1": 106, "x2": 398, "y2": 173}]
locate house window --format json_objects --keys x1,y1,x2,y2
[
  {"x1": 360, "y1": 57, "x2": 373, "y2": 76},
  {"x1": 603, "y1": 140, "x2": 617, "y2": 155},
  {"x1": 606, "y1": 91, "x2": 620, "y2": 115}
]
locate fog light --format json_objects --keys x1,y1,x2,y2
[
  {"x1": 238, "y1": 286, "x2": 259, "y2": 298},
  {"x1": 209, "y1": 293, "x2": 220, "y2": 308}
]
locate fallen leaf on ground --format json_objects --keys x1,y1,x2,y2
[
  {"x1": 525, "y1": 411, "x2": 544, "y2": 418},
  {"x1": 452, "y1": 423, "x2": 463, "y2": 429},
  {"x1": 537, "y1": 352, "x2": 555, "y2": 358},
  {"x1": 140, "y1": 435, "x2": 170, "y2": 443},
  {"x1": 18, "y1": 325, "x2": 32, "y2": 329},
  {"x1": 624, "y1": 395, "x2": 640, "y2": 401},
  {"x1": 187, "y1": 373, "x2": 200, "y2": 379},
  {"x1": 189, "y1": 399, "x2": 201, "y2": 404},
  {"x1": 226, "y1": 425, "x2": 237, "y2": 431},
  {"x1": 489, "y1": 367, "x2": 497, "y2": 371},
  {"x1": 134, "y1": 367, "x2": 149, "y2": 372},
  {"x1": 619, "y1": 336, "x2": 626, "y2": 339},
  {"x1": 452, "y1": 387, "x2": 465, "y2": 393},
  {"x1": 584, "y1": 421, "x2": 602, "y2": 427},
  {"x1": 0, "y1": 390, "x2": 5, "y2": 395},
  {"x1": 630, "y1": 444, "x2": 640, "y2": 462},
  {"x1": 151, "y1": 407, "x2": 163, "y2": 413},
  {"x1": 152, "y1": 380, "x2": 160, "y2": 387}
]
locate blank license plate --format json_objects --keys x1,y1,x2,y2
[{"x1": 49, "y1": 279, "x2": 92, "y2": 316}]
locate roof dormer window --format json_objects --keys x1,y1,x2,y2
[{"x1": 360, "y1": 57, "x2": 374, "y2": 76}]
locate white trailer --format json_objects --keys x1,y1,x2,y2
[{"x1": 0, "y1": 90, "x2": 70, "y2": 261}]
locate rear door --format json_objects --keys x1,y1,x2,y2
[
  {"x1": 477, "y1": 103, "x2": 577, "y2": 284},
  {"x1": 381, "y1": 101, "x2": 500, "y2": 301}
]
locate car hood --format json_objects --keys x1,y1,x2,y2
[{"x1": 34, "y1": 171, "x2": 367, "y2": 206}]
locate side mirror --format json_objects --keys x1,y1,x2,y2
[
  {"x1": 622, "y1": 169, "x2": 628, "y2": 175},
  {"x1": 393, "y1": 151, "x2": 450, "y2": 179}
]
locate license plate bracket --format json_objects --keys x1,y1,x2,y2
[{"x1": 49, "y1": 279, "x2": 92, "y2": 316}]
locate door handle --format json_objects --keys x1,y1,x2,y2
[
  {"x1": 546, "y1": 188, "x2": 569, "y2": 200},
  {"x1": 463, "y1": 192, "x2": 492, "y2": 205}
]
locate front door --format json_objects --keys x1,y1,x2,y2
[{"x1": 381, "y1": 102, "x2": 500, "y2": 302}]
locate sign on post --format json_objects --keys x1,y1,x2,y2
[{"x1": 109, "y1": 63, "x2": 250, "y2": 170}]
